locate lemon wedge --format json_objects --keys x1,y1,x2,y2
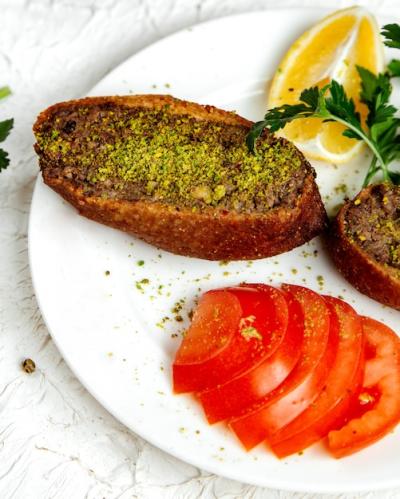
[{"x1": 268, "y1": 6, "x2": 384, "y2": 163}]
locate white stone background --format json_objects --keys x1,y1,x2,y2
[{"x1": 1, "y1": 0, "x2": 400, "y2": 497}]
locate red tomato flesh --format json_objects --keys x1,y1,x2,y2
[
  {"x1": 328, "y1": 317, "x2": 400, "y2": 458},
  {"x1": 270, "y1": 296, "x2": 364, "y2": 458},
  {"x1": 230, "y1": 284, "x2": 334, "y2": 450},
  {"x1": 173, "y1": 286, "x2": 288, "y2": 393},
  {"x1": 173, "y1": 290, "x2": 242, "y2": 393},
  {"x1": 198, "y1": 286, "x2": 303, "y2": 423}
]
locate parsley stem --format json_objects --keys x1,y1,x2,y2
[
  {"x1": 363, "y1": 156, "x2": 379, "y2": 188},
  {"x1": 319, "y1": 112, "x2": 389, "y2": 183}
]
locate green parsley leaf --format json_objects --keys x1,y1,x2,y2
[
  {"x1": 356, "y1": 65, "x2": 400, "y2": 173},
  {"x1": 247, "y1": 22, "x2": 400, "y2": 187},
  {"x1": 388, "y1": 59, "x2": 400, "y2": 77},
  {"x1": 0, "y1": 118, "x2": 13, "y2": 142},
  {"x1": 357, "y1": 66, "x2": 394, "y2": 126},
  {"x1": 263, "y1": 102, "x2": 317, "y2": 132},
  {"x1": 246, "y1": 86, "x2": 322, "y2": 153},
  {"x1": 0, "y1": 149, "x2": 10, "y2": 172},
  {"x1": 357, "y1": 67, "x2": 391, "y2": 107},
  {"x1": 0, "y1": 86, "x2": 13, "y2": 173},
  {"x1": 383, "y1": 25, "x2": 400, "y2": 78},
  {"x1": 246, "y1": 120, "x2": 269, "y2": 153},
  {"x1": 382, "y1": 24, "x2": 400, "y2": 49},
  {"x1": 247, "y1": 81, "x2": 366, "y2": 151},
  {"x1": 324, "y1": 80, "x2": 363, "y2": 138},
  {"x1": 325, "y1": 80, "x2": 359, "y2": 121},
  {"x1": 389, "y1": 170, "x2": 400, "y2": 185},
  {"x1": 299, "y1": 86, "x2": 320, "y2": 108}
]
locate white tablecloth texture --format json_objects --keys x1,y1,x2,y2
[{"x1": 1, "y1": 0, "x2": 400, "y2": 497}]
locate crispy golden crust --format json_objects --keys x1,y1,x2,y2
[
  {"x1": 44, "y1": 173, "x2": 325, "y2": 260},
  {"x1": 33, "y1": 94, "x2": 251, "y2": 131},
  {"x1": 34, "y1": 94, "x2": 327, "y2": 260},
  {"x1": 329, "y1": 186, "x2": 400, "y2": 310}
]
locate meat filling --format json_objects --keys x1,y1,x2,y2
[
  {"x1": 35, "y1": 103, "x2": 310, "y2": 214},
  {"x1": 345, "y1": 183, "x2": 400, "y2": 270}
]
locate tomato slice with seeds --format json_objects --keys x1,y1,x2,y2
[
  {"x1": 328, "y1": 316, "x2": 400, "y2": 458},
  {"x1": 198, "y1": 287, "x2": 303, "y2": 423},
  {"x1": 230, "y1": 284, "x2": 334, "y2": 450},
  {"x1": 270, "y1": 296, "x2": 364, "y2": 458},
  {"x1": 173, "y1": 286, "x2": 288, "y2": 393}
]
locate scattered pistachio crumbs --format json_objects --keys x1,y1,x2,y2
[
  {"x1": 345, "y1": 184, "x2": 400, "y2": 272},
  {"x1": 240, "y1": 326, "x2": 263, "y2": 341},
  {"x1": 135, "y1": 278, "x2": 150, "y2": 291},
  {"x1": 37, "y1": 104, "x2": 306, "y2": 213}
]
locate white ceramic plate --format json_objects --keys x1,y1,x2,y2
[{"x1": 29, "y1": 8, "x2": 400, "y2": 494}]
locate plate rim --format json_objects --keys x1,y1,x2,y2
[{"x1": 28, "y1": 7, "x2": 400, "y2": 494}]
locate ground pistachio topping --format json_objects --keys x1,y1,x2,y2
[
  {"x1": 345, "y1": 183, "x2": 400, "y2": 272},
  {"x1": 240, "y1": 326, "x2": 262, "y2": 341},
  {"x1": 36, "y1": 104, "x2": 307, "y2": 213}
]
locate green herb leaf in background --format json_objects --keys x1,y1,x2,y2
[
  {"x1": 0, "y1": 86, "x2": 11, "y2": 100},
  {"x1": 382, "y1": 25, "x2": 400, "y2": 77},
  {"x1": 0, "y1": 86, "x2": 13, "y2": 173},
  {"x1": 246, "y1": 87, "x2": 323, "y2": 153},
  {"x1": 389, "y1": 170, "x2": 400, "y2": 185},
  {"x1": 388, "y1": 59, "x2": 400, "y2": 77},
  {"x1": 246, "y1": 50, "x2": 400, "y2": 186},
  {"x1": 245, "y1": 120, "x2": 270, "y2": 153},
  {"x1": 357, "y1": 66, "x2": 393, "y2": 123},
  {"x1": 0, "y1": 149, "x2": 10, "y2": 172},
  {"x1": 246, "y1": 79, "x2": 387, "y2": 182},
  {"x1": 0, "y1": 119, "x2": 14, "y2": 142},
  {"x1": 382, "y1": 23, "x2": 400, "y2": 49},
  {"x1": 323, "y1": 80, "x2": 362, "y2": 135}
]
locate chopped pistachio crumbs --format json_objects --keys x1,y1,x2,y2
[
  {"x1": 239, "y1": 315, "x2": 262, "y2": 341},
  {"x1": 345, "y1": 184, "x2": 400, "y2": 272},
  {"x1": 36, "y1": 104, "x2": 306, "y2": 213},
  {"x1": 240, "y1": 326, "x2": 263, "y2": 341}
]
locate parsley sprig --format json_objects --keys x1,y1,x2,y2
[
  {"x1": 247, "y1": 24, "x2": 400, "y2": 187},
  {"x1": 0, "y1": 86, "x2": 13, "y2": 173},
  {"x1": 382, "y1": 24, "x2": 400, "y2": 77}
]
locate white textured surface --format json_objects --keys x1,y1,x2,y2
[{"x1": 1, "y1": 0, "x2": 400, "y2": 497}]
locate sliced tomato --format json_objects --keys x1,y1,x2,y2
[
  {"x1": 230, "y1": 284, "x2": 334, "y2": 450},
  {"x1": 198, "y1": 287, "x2": 303, "y2": 423},
  {"x1": 173, "y1": 286, "x2": 288, "y2": 393},
  {"x1": 173, "y1": 290, "x2": 242, "y2": 393},
  {"x1": 270, "y1": 296, "x2": 364, "y2": 458},
  {"x1": 328, "y1": 316, "x2": 400, "y2": 458}
]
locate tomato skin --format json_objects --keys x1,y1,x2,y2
[
  {"x1": 220, "y1": 286, "x2": 289, "y2": 379},
  {"x1": 230, "y1": 285, "x2": 334, "y2": 450},
  {"x1": 328, "y1": 317, "x2": 400, "y2": 458},
  {"x1": 270, "y1": 296, "x2": 364, "y2": 458},
  {"x1": 173, "y1": 282, "x2": 400, "y2": 459},
  {"x1": 173, "y1": 286, "x2": 288, "y2": 393},
  {"x1": 173, "y1": 290, "x2": 242, "y2": 393},
  {"x1": 198, "y1": 287, "x2": 303, "y2": 424}
]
